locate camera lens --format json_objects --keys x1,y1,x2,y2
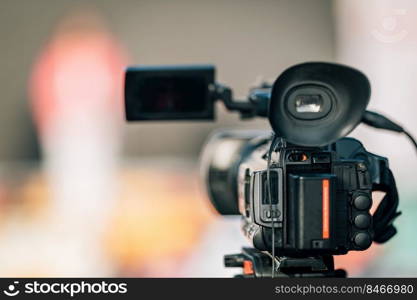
[
  {"x1": 286, "y1": 86, "x2": 333, "y2": 121},
  {"x1": 294, "y1": 95, "x2": 323, "y2": 113},
  {"x1": 269, "y1": 62, "x2": 371, "y2": 146}
]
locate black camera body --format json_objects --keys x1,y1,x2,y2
[
  {"x1": 240, "y1": 137, "x2": 378, "y2": 256},
  {"x1": 203, "y1": 130, "x2": 388, "y2": 257},
  {"x1": 125, "y1": 62, "x2": 401, "y2": 276}
]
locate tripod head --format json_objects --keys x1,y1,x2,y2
[{"x1": 225, "y1": 248, "x2": 346, "y2": 278}]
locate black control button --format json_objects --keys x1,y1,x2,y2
[
  {"x1": 354, "y1": 214, "x2": 371, "y2": 229},
  {"x1": 353, "y1": 232, "x2": 372, "y2": 249},
  {"x1": 353, "y1": 194, "x2": 371, "y2": 210}
]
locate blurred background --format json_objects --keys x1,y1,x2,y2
[{"x1": 0, "y1": 0, "x2": 416, "y2": 277}]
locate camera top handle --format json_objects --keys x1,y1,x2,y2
[{"x1": 213, "y1": 83, "x2": 270, "y2": 119}]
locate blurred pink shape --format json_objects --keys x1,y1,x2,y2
[{"x1": 29, "y1": 10, "x2": 128, "y2": 140}]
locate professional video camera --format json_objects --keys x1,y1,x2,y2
[{"x1": 125, "y1": 62, "x2": 415, "y2": 277}]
